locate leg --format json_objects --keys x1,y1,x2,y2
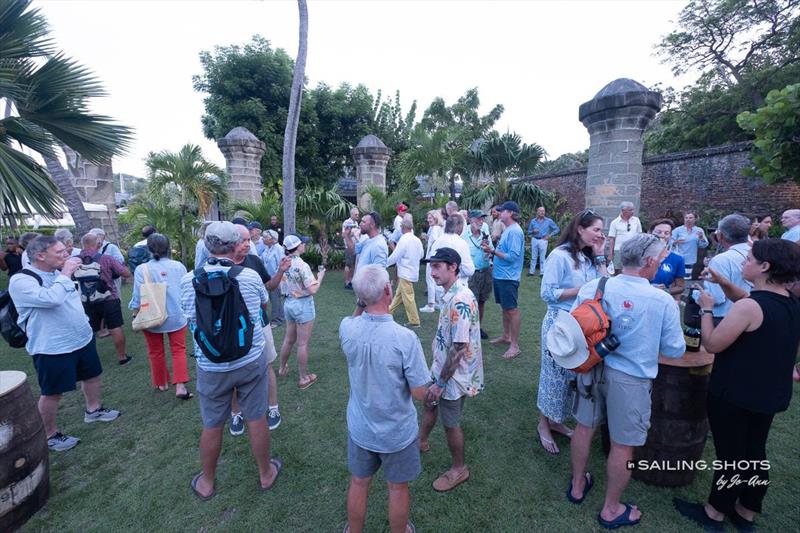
[
  {"x1": 736, "y1": 410, "x2": 774, "y2": 519},
  {"x1": 477, "y1": 300, "x2": 485, "y2": 323},
  {"x1": 399, "y1": 279, "x2": 419, "y2": 325},
  {"x1": 568, "y1": 422, "x2": 594, "y2": 499},
  {"x1": 245, "y1": 417, "x2": 279, "y2": 488},
  {"x1": 195, "y1": 426, "x2": 224, "y2": 498},
  {"x1": 599, "y1": 441, "x2": 642, "y2": 523},
  {"x1": 507, "y1": 308, "x2": 521, "y2": 351},
  {"x1": 81, "y1": 375, "x2": 102, "y2": 413},
  {"x1": 143, "y1": 330, "x2": 169, "y2": 388},
  {"x1": 347, "y1": 475, "x2": 372, "y2": 533},
  {"x1": 419, "y1": 403, "x2": 438, "y2": 450},
  {"x1": 279, "y1": 321, "x2": 297, "y2": 374},
  {"x1": 706, "y1": 394, "x2": 750, "y2": 517},
  {"x1": 38, "y1": 394, "x2": 62, "y2": 437},
  {"x1": 387, "y1": 481, "x2": 411, "y2": 533},
  {"x1": 109, "y1": 327, "x2": 127, "y2": 361},
  {"x1": 444, "y1": 426, "x2": 465, "y2": 469},
  {"x1": 388, "y1": 283, "x2": 404, "y2": 314},
  {"x1": 425, "y1": 265, "x2": 436, "y2": 305},
  {"x1": 295, "y1": 320, "x2": 315, "y2": 381},
  {"x1": 167, "y1": 327, "x2": 189, "y2": 396},
  {"x1": 529, "y1": 237, "x2": 537, "y2": 274},
  {"x1": 537, "y1": 239, "x2": 548, "y2": 272},
  {"x1": 268, "y1": 365, "x2": 278, "y2": 406}
]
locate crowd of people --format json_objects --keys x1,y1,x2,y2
[{"x1": 4, "y1": 202, "x2": 799, "y2": 532}]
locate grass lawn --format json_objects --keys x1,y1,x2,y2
[{"x1": 2, "y1": 269, "x2": 797, "y2": 532}]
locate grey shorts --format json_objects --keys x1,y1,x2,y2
[
  {"x1": 573, "y1": 364, "x2": 652, "y2": 446},
  {"x1": 468, "y1": 268, "x2": 493, "y2": 303},
  {"x1": 345, "y1": 249, "x2": 356, "y2": 268},
  {"x1": 438, "y1": 396, "x2": 465, "y2": 428},
  {"x1": 196, "y1": 355, "x2": 268, "y2": 428},
  {"x1": 348, "y1": 436, "x2": 421, "y2": 483}
]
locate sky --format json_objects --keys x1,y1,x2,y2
[{"x1": 38, "y1": 0, "x2": 697, "y2": 178}]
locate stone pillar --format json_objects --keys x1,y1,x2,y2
[
  {"x1": 352, "y1": 134, "x2": 391, "y2": 211},
  {"x1": 217, "y1": 127, "x2": 266, "y2": 206},
  {"x1": 579, "y1": 79, "x2": 661, "y2": 225},
  {"x1": 65, "y1": 148, "x2": 119, "y2": 242}
]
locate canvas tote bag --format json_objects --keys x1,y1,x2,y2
[{"x1": 131, "y1": 264, "x2": 168, "y2": 331}]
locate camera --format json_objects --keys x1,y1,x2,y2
[{"x1": 595, "y1": 333, "x2": 621, "y2": 358}]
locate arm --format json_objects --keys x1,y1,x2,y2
[
  {"x1": 386, "y1": 237, "x2": 404, "y2": 268},
  {"x1": 128, "y1": 268, "x2": 143, "y2": 313},
  {"x1": 405, "y1": 336, "x2": 432, "y2": 402},
  {"x1": 548, "y1": 220, "x2": 560, "y2": 238},
  {"x1": 659, "y1": 297, "x2": 687, "y2": 358},
  {"x1": 265, "y1": 256, "x2": 291, "y2": 292},
  {"x1": 0, "y1": 250, "x2": 7, "y2": 271},
  {"x1": 9, "y1": 274, "x2": 75, "y2": 309},
  {"x1": 541, "y1": 252, "x2": 570, "y2": 303},
  {"x1": 703, "y1": 267, "x2": 748, "y2": 302},
  {"x1": 698, "y1": 293, "x2": 760, "y2": 353},
  {"x1": 492, "y1": 231, "x2": 523, "y2": 263},
  {"x1": 425, "y1": 342, "x2": 469, "y2": 405},
  {"x1": 607, "y1": 237, "x2": 616, "y2": 261},
  {"x1": 527, "y1": 220, "x2": 535, "y2": 236},
  {"x1": 109, "y1": 257, "x2": 131, "y2": 279},
  {"x1": 457, "y1": 241, "x2": 475, "y2": 277}
]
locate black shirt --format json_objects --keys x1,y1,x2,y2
[
  {"x1": 239, "y1": 254, "x2": 270, "y2": 284},
  {"x1": 4, "y1": 250, "x2": 22, "y2": 277}
]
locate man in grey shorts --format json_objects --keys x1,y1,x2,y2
[
  {"x1": 180, "y1": 221, "x2": 283, "y2": 501},
  {"x1": 567, "y1": 235, "x2": 685, "y2": 529},
  {"x1": 339, "y1": 265, "x2": 429, "y2": 533}
]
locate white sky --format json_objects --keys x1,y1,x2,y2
[{"x1": 38, "y1": 0, "x2": 696, "y2": 178}]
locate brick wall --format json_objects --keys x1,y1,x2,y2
[{"x1": 522, "y1": 142, "x2": 800, "y2": 221}]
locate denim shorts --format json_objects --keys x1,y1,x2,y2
[
  {"x1": 493, "y1": 279, "x2": 519, "y2": 310},
  {"x1": 347, "y1": 436, "x2": 421, "y2": 483},
  {"x1": 284, "y1": 296, "x2": 316, "y2": 324}
]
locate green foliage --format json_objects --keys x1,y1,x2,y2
[
  {"x1": 0, "y1": 0, "x2": 132, "y2": 224},
  {"x1": 537, "y1": 150, "x2": 589, "y2": 173},
  {"x1": 295, "y1": 186, "x2": 354, "y2": 266},
  {"x1": 119, "y1": 192, "x2": 197, "y2": 265},
  {"x1": 231, "y1": 193, "x2": 282, "y2": 225},
  {"x1": 737, "y1": 83, "x2": 800, "y2": 183},
  {"x1": 470, "y1": 132, "x2": 547, "y2": 178}
]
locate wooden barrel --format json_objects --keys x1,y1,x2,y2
[
  {"x1": 631, "y1": 349, "x2": 714, "y2": 487},
  {"x1": 0, "y1": 371, "x2": 50, "y2": 532}
]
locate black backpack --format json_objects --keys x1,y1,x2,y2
[
  {"x1": 192, "y1": 265, "x2": 253, "y2": 363},
  {"x1": 0, "y1": 269, "x2": 43, "y2": 348},
  {"x1": 128, "y1": 245, "x2": 151, "y2": 272}
]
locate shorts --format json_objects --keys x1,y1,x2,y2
[
  {"x1": 84, "y1": 298, "x2": 124, "y2": 331},
  {"x1": 196, "y1": 355, "x2": 268, "y2": 428},
  {"x1": 438, "y1": 396, "x2": 465, "y2": 428},
  {"x1": 345, "y1": 249, "x2": 356, "y2": 268},
  {"x1": 284, "y1": 296, "x2": 315, "y2": 324},
  {"x1": 612, "y1": 253, "x2": 623, "y2": 272},
  {"x1": 262, "y1": 326, "x2": 278, "y2": 364},
  {"x1": 32, "y1": 338, "x2": 103, "y2": 396},
  {"x1": 347, "y1": 436, "x2": 421, "y2": 483},
  {"x1": 468, "y1": 268, "x2": 493, "y2": 303},
  {"x1": 493, "y1": 279, "x2": 519, "y2": 310},
  {"x1": 573, "y1": 364, "x2": 652, "y2": 446}
]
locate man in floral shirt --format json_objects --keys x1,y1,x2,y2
[{"x1": 419, "y1": 247, "x2": 484, "y2": 493}]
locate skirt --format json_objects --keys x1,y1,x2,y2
[{"x1": 536, "y1": 307, "x2": 576, "y2": 423}]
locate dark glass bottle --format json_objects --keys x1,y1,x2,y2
[{"x1": 684, "y1": 326, "x2": 701, "y2": 352}]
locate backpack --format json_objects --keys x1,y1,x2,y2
[
  {"x1": 73, "y1": 254, "x2": 112, "y2": 303},
  {"x1": 128, "y1": 245, "x2": 151, "y2": 272},
  {"x1": 100, "y1": 242, "x2": 121, "y2": 279},
  {"x1": 0, "y1": 269, "x2": 42, "y2": 348},
  {"x1": 570, "y1": 277, "x2": 617, "y2": 373},
  {"x1": 191, "y1": 265, "x2": 253, "y2": 363}
]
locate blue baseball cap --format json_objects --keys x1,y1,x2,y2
[{"x1": 497, "y1": 201, "x2": 520, "y2": 213}]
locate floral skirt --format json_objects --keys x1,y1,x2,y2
[{"x1": 536, "y1": 308, "x2": 576, "y2": 423}]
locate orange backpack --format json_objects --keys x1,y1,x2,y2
[{"x1": 570, "y1": 277, "x2": 612, "y2": 373}]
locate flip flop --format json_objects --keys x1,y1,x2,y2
[
  {"x1": 259, "y1": 457, "x2": 283, "y2": 491},
  {"x1": 502, "y1": 349, "x2": 521, "y2": 360},
  {"x1": 191, "y1": 472, "x2": 215, "y2": 501},
  {"x1": 566, "y1": 472, "x2": 593, "y2": 504},
  {"x1": 176, "y1": 392, "x2": 194, "y2": 400},
  {"x1": 598, "y1": 502, "x2": 641, "y2": 530},
  {"x1": 298, "y1": 374, "x2": 318, "y2": 390},
  {"x1": 537, "y1": 429, "x2": 559, "y2": 455}
]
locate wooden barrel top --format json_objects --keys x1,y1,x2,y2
[
  {"x1": 659, "y1": 347, "x2": 715, "y2": 368},
  {"x1": 0, "y1": 370, "x2": 27, "y2": 396}
]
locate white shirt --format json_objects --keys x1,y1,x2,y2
[
  {"x1": 608, "y1": 215, "x2": 643, "y2": 251},
  {"x1": 429, "y1": 232, "x2": 475, "y2": 279},
  {"x1": 387, "y1": 232, "x2": 424, "y2": 282}
]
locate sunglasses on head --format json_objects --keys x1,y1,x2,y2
[{"x1": 579, "y1": 209, "x2": 597, "y2": 223}]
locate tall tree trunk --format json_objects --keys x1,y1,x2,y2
[
  {"x1": 42, "y1": 153, "x2": 93, "y2": 235},
  {"x1": 448, "y1": 171, "x2": 457, "y2": 200},
  {"x1": 282, "y1": 0, "x2": 308, "y2": 236}
]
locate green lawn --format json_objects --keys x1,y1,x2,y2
[{"x1": 3, "y1": 270, "x2": 797, "y2": 532}]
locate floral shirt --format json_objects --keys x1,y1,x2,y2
[
  {"x1": 431, "y1": 282, "x2": 484, "y2": 400},
  {"x1": 281, "y1": 256, "x2": 314, "y2": 298}
]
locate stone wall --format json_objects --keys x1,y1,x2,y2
[
  {"x1": 522, "y1": 142, "x2": 800, "y2": 221},
  {"x1": 67, "y1": 155, "x2": 119, "y2": 242}
]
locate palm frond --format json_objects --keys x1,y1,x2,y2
[
  {"x1": 0, "y1": 116, "x2": 56, "y2": 157},
  {"x1": 0, "y1": 141, "x2": 60, "y2": 222}
]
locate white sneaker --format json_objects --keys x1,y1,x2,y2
[
  {"x1": 84, "y1": 406, "x2": 120, "y2": 423},
  {"x1": 419, "y1": 304, "x2": 435, "y2": 313},
  {"x1": 47, "y1": 432, "x2": 80, "y2": 452}
]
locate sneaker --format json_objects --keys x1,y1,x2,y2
[
  {"x1": 119, "y1": 355, "x2": 132, "y2": 365},
  {"x1": 47, "y1": 432, "x2": 80, "y2": 452},
  {"x1": 268, "y1": 408, "x2": 282, "y2": 430},
  {"x1": 404, "y1": 323, "x2": 421, "y2": 329},
  {"x1": 230, "y1": 412, "x2": 245, "y2": 436},
  {"x1": 84, "y1": 406, "x2": 120, "y2": 423},
  {"x1": 419, "y1": 304, "x2": 435, "y2": 313},
  {"x1": 344, "y1": 282, "x2": 353, "y2": 290}
]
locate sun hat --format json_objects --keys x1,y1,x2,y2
[
  {"x1": 284, "y1": 234, "x2": 310, "y2": 251},
  {"x1": 264, "y1": 230, "x2": 279, "y2": 241},
  {"x1": 545, "y1": 310, "x2": 590, "y2": 370},
  {"x1": 497, "y1": 200, "x2": 520, "y2": 213}
]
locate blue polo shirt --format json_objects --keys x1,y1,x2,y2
[
  {"x1": 651, "y1": 252, "x2": 685, "y2": 288},
  {"x1": 492, "y1": 223, "x2": 525, "y2": 281}
]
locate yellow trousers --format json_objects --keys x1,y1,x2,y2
[{"x1": 389, "y1": 278, "x2": 420, "y2": 326}]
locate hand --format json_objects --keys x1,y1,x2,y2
[
  {"x1": 698, "y1": 289, "x2": 715, "y2": 310},
  {"x1": 591, "y1": 233, "x2": 606, "y2": 255},
  {"x1": 701, "y1": 267, "x2": 728, "y2": 286},
  {"x1": 61, "y1": 257, "x2": 82, "y2": 277},
  {"x1": 343, "y1": 226, "x2": 352, "y2": 237},
  {"x1": 278, "y1": 256, "x2": 292, "y2": 273},
  {"x1": 424, "y1": 383, "x2": 443, "y2": 408},
  {"x1": 480, "y1": 242, "x2": 492, "y2": 253}
]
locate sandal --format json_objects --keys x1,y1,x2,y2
[
  {"x1": 432, "y1": 467, "x2": 470, "y2": 492},
  {"x1": 502, "y1": 349, "x2": 521, "y2": 360},
  {"x1": 537, "y1": 428, "x2": 559, "y2": 455},
  {"x1": 190, "y1": 472, "x2": 215, "y2": 501},
  {"x1": 566, "y1": 472, "x2": 593, "y2": 504},
  {"x1": 598, "y1": 502, "x2": 641, "y2": 530},
  {"x1": 298, "y1": 374, "x2": 318, "y2": 390},
  {"x1": 176, "y1": 392, "x2": 194, "y2": 400},
  {"x1": 259, "y1": 457, "x2": 283, "y2": 491}
]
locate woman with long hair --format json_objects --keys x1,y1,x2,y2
[
  {"x1": 278, "y1": 235, "x2": 325, "y2": 390},
  {"x1": 675, "y1": 239, "x2": 800, "y2": 530},
  {"x1": 129, "y1": 233, "x2": 192, "y2": 399},
  {"x1": 537, "y1": 210, "x2": 607, "y2": 454},
  {"x1": 419, "y1": 209, "x2": 445, "y2": 313}
]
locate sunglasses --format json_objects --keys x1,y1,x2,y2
[
  {"x1": 579, "y1": 209, "x2": 597, "y2": 223},
  {"x1": 640, "y1": 234, "x2": 662, "y2": 258}
]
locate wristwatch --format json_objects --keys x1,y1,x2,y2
[{"x1": 700, "y1": 308, "x2": 714, "y2": 316}]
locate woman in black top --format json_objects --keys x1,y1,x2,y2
[{"x1": 675, "y1": 239, "x2": 800, "y2": 531}]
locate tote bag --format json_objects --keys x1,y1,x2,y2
[{"x1": 131, "y1": 264, "x2": 168, "y2": 331}]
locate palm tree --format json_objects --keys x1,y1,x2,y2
[
  {"x1": 0, "y1": 0, "x2": 132, "y2": 225},
  {"x1": 145, "y1": 144, "x2": 227, "y2": 264},
  {"x1": 119, "y1": 192, "x2": 196, "y2": 263},
  {"x1": 282, "y1": 0, "x2": 308, "y2": 235},
  {"x1": 231, "y1": 192, "x2": 282, "y2": 226},
  {"x1": 296, "y1": 186, "x2": 353, "y2": 267}
]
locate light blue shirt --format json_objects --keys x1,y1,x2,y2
[
  {"x1": 700, "y1": 242, "x2": 752, "y2": 318},
  {"x1": 782, "y1": 225, "x2": 800, "y2": 242},
  {"x1": 541, "y1": 246, "x2": 599, "y2": 311},
  {"x1": 574, "y1": 275, "x2": 685, "y2": 379},
  {"x1": 671, "y1": 225, "x2": 709, "y2": 265},
  {"x1": 355, "y1": 234, "x2": 388, "y2": 269},
  {"x1": 129, "y1": 258, "x2": 188, "y2": 333},
  {"x1": 260, "y1": 243, "x2": 285, "y2": 277},
  {"x1": 463, "y1": 230, "x2": 493, "y2": 271},
  {"x1": 194, "y1": 239, "x2": 209, "y2": 269},
  {"x1": 461, "y1": 222, "x2": 490, "y2": 240},
  {"x1": 527, "y1": 217, "x2": 560, "y2": 239},
  {"x1": 339, "y1": 313, "x2": 430, "y2": 453},
  {"x1": 180, "y1": 264, "x2": 267, "y2": 372},
  {"x1": 100, "y1": 241, "x2": 125, "y2": 265},
  {"x1": 492, "y1": 222, "x2": 525, "y2": 280},
  {"x1": 253, "y1": 240, "x2": 266, "y2": 256},
  {"x1": 9, "y1": 266, "x2": 93, "y2": 355}
]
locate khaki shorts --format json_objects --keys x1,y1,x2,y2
[
  {"x1": 262, "y1": 326, "x2": 278, "y2": 365},
  {"x1": 468, "y1": 268, "x2": 493, "y2": 303},
  {"x1": 573, "y1": 364, "x2": 652, "y2": 446}
]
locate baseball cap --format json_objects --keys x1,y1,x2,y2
[
  {"x1": 421, "y1": 247, "x2": 461, "y2": 266},
  {"x1": 231, "y1": 216, "x2": 248, "y2": 226},
  {"x1": 264, "y1": 229, "x2": 279, "y2": 240},
  {"x1": 284, "y1": 234, "x2": 311, "y2": 251},
  {"x1": 204, "y1": 221, "x2": 242, "y2": 245},
  {"x1": 397, "y1": 202, "x2": 408, "y2": 213},
  {"x1": 497, "y1": 201, "x2": 520, "y2": 213},
  {"x1": 248, "y1": 221, "x2": 263, "y2": 231},
  {"x1": 468, "y1": 210, "x2": 487, "y2": 219}
]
